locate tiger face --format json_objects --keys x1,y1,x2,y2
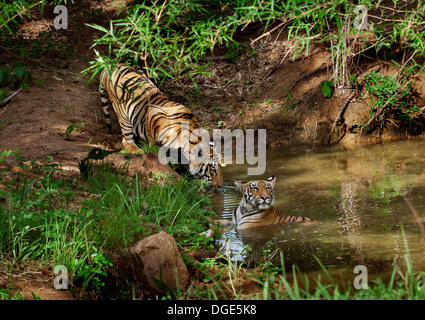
[
  {"x1": 189, "y1": 140, "x2": 223, "y2": 187},
  {"x1": 235, "y1": 176, "x2": 276, "y2": 211}
]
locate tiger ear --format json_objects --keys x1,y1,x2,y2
[
  {"x1": 234, "y1": 180, "x2": 245, "y2": 192},
  {"x1": 266, "y1": 176, "x2": 276, "y2": 187}
]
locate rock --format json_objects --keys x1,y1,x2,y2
[
  {"x1": 344, "y1": 101, "x2": 370, "y2": 129},
  {"x1": 142, "y1": 152, "x2": 180, "y2": 181},
  {"x1": 198, "y1": 229, "x2": 214, "y2": 238},
  {"x1": 131, "y1": 231, "x2": 189, "y2": 292},
  {"x1": 104, "y1": 152, "x2": 146, "y2": 176},
  {"x1": 93, "y1": 151, "x2": 179, "y2": 181}
]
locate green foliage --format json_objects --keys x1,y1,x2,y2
[
  {"x1": 138, "y1": 141, "x2": 160, "y2": 155},
  {"x1": 64, "y1": 124, "x2": 77, "y2": 140},
  {"x1": 0, "y1": 0, "x2": 73, "y2": 32},
  {"x1": 0, "y1": 288, "x2": 26, "y2": 300},
  {"x1": 364, "y1": 71, "x2": 411, "y2": 108},
  {"x1": 13, "y1": 66, "x2": 32, "y2": 84},
  {"x1": 77, "y1": 147, "x2": 122, "y2": 180},
  {"x1": 85, "y1": 165, "x2": 215, "y2": 250},
  {"x1": 284, "y1": 1, "x2": 425, "y2": 88},
  {"x1": 321, "y1": 80, "x2": 334, "y2": 98},
  {"x1": 83, "y1": 0, "x2": 286, "y2": 83},
  {"x1": 362, "y1": 71, "x2": 416, "y2": 131},
  {"x1": 259, "y1": 235, "x2": 425, "y2": 300},
  {"x1": 0, "y1": 148, "x2": 22, "y2": 165},
  {"x1": 0, "y1": 66, "x2": 32, "y2": 89},
  {"x1": 0, "y1": 150, "x2": 111, "y2": 291},
  {"x1": 71, "y1": 246, "x2": 112, "y2": 290}
]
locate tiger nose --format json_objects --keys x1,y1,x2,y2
[{"x1": 260, "y1": 195, "x2": 269, "y2": 201}]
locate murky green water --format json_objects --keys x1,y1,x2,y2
[{"x1": 210, "y1": 139, "x2": 425, "y2": 284}]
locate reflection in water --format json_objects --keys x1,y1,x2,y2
[
  {"x1": 336, "y1": 181, "x2": 365, "y2": 266},
  {"x1": 210, "y1": 140, "x2": 425, "y2": 284}
]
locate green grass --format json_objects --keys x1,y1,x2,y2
[
  {"x1": 0, "y1": 1, "x2": 73, "y2": 33},
  {"x1": 361, "y1": 70, "x2": 419, "y2": 132},
  {"x1": 272, "y1": 245, "x2": 425, "y2": 300},
  {"x1": 84, "y1": 161, "x2": 214, "y2": 250},
  {"x1": 0, "y1": 150, "x2": 216, "y2": 296}
]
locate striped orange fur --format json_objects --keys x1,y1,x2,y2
[
  {"x1": 233, "y1": 176, "x2": 313, "y2": 229},
  {"x1": 99, "y1": 63, "x2": 223, "y2": 187}
]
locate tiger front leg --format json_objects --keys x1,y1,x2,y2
[
  {"x1": 122, "y1": 137, "x2": 144, "y2": 154},
  {"x1": 118, "y1": 118, "x2": 145, "y2": 154}
]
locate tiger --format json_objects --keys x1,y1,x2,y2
[
  {"x1": 99, "y1": 63, "x2": 223, "y2": 187},
  {"x1": 233, "y1": 176, "x2": 313, "y2": 229}
]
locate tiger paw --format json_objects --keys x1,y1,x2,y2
[{"x1": 124, "y1": 144, "x2": 145, "y2": 154}]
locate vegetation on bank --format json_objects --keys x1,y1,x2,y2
[
  {"x1": 82, "y1": 0, "x2": 425, "y2": 81},
  {"x1": 2, "y1": 0, "x2": 425, "y2": 137},
  {"x1": 0, "y1": 147, "x2": 216, "y2": 296},
  {"x1": 82, "y1": 0, "x2": 425, "y2": 132}
]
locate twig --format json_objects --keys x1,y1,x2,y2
[
  {"x1": 198, "y1": 55, "x2": 231, "y2": 62},
  {"x1": 328, "y1": 65, "x2": 382, "y2": 144},
  {"x1": 0, "y1": 87, "x2": 22, "y2": 108},
  {"x1": 327, "y1": 90, "x2": 357, "y2": 145},
  {"x1": 313, "y1": 120, "x2": 317, "y2": 148},
  {"x1": 226, "y1": 244, "x2": 237, "y2": 297},
  {"x1": 0, "y1": 1, "x2": 43, "y2": 31},
  {"x1": 251, "y1": 3, "x2": 329, "y2": 44}
]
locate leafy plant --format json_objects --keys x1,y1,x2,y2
[
  {"x1": 72, "y1": 247, "x2": 112, "y2": 290},
  {"x1": 0, "y1": 148, "x2": 23, "y2": 168},
  {"x1": 362, "y1": 71, "x2": 414, "y2": 132},
  {"x1": 0, "y1": 0, "x2": 74, "y2": 32},
  {"x1": 77, "y1": 147, "x2": 122, "y2": 180},
  {"x1": 64, "y1": 122, "x2": 84, "y2": 141},
  {"x1": 321, "y1": 80, "x2": 334, "y2": 98},
  {"x1": 83, "y1": 0, "x2": 289, "y2": 83},
  {"x1": 0, "y1": 66, "x2": 32, "y2": 89}
]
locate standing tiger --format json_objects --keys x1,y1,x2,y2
[
  {"x1": 233, "y1": 176, "x2": 313, "y2": 229},
  {"x1": 99, "y1": 63, "x2": 223, "y2": 187}
]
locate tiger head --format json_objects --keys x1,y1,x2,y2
[
  {"x1": 235, "y1": 176, "x2": 276, "y2": 211},
  {"x1": 189, "y1": 140, "x2": 223, "y2": 188}
]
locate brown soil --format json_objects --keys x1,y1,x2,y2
[
  {"x1": 0, "y1": 268, "x2": 75, "y2": 300},
  {"x1": 1, "y1": 0, "x2": 425, "y2": 300}
]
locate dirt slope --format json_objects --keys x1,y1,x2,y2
[{"x1": 2, "y1": 1, "x2": 425, "y2": 171}]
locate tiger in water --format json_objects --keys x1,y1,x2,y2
[
  {"x1": 233, "y1": 176, "x2": 313, "y2": 229},
  {"x1": 99, "y1": 63, "x2": 223, "y2": 187}
]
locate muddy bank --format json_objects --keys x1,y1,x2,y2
[
  {"x1": 1, "y1": 4, "x2": 425, "y2": 172},
  {"x1": 1, "y1": 5, "x2": 425, "y2": 172},
  {"x1": 166, "y1": 29, "x2": 425, "y2": 149}
]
